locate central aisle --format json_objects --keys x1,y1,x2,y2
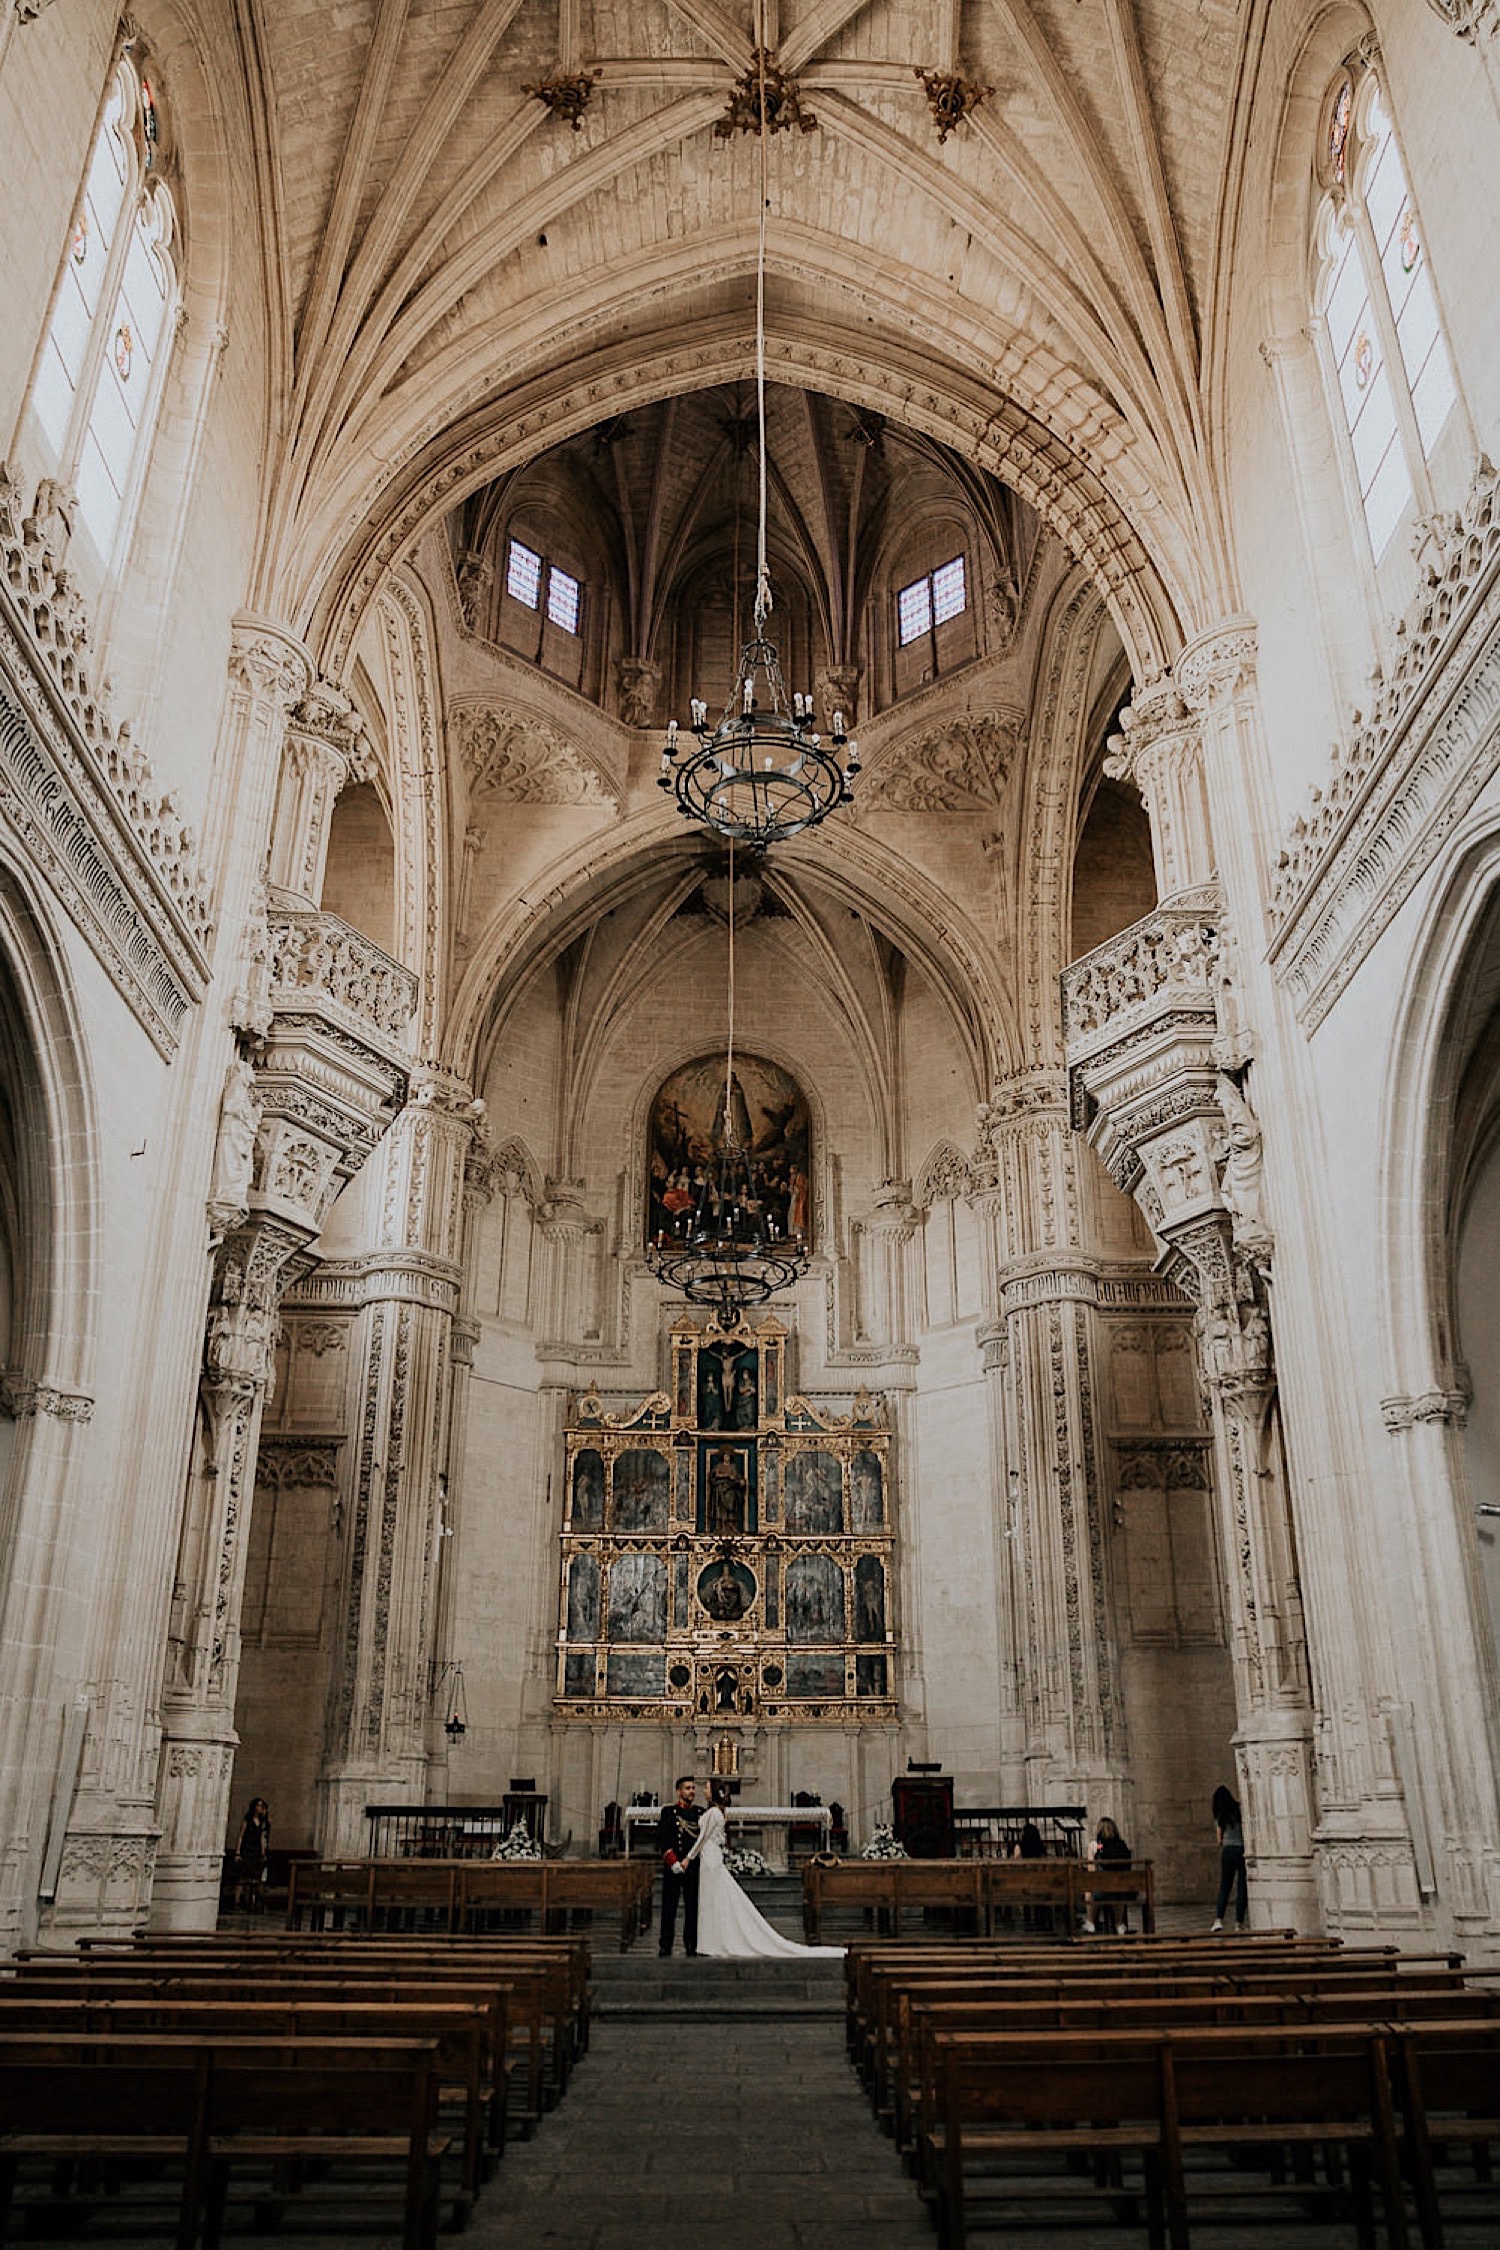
[{"x1": 478, "y1": 1954, "x2": 935, "y2": 2249}]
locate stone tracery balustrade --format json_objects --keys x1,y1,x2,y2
[
  {"x1": 0, "y1": 465, "x2": 213, "y2": 950},
  {"x1": 1060, "y1": 887, "x2": 1223, "y2": 1061},
  {"x1": 266, "y1": 908, "x2": 418, "y2": 1046},
  {"x1": 1269, "y1": 458, "x2": 1500, "y2": 937}
]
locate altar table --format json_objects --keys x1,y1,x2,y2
[{"x1": 624, "y1": 1803, "x2": 832, "y2": 1873}]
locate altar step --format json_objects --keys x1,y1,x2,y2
[{"x1": 592, "y1": 1950, "x2": 844, "y2": 2020}]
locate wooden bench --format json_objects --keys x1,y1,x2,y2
[
  {"x1": 803, "y1": 1859, "x2": 1160, "y2": 1943},
  {"x1": 0, "y1": 2032, "x2": 449, "y2": 2250},
  {"x1": 924, "y1": 2026, "x2": 1411, "y2": 2250},
  {"x1": 0, "y1": 1994, "x2": 497, "y2": 2207}
]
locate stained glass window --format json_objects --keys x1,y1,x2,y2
[
  {"x1": 506, "y1": 538, "x2": 543, "y2": 608},
  {"x1": 28, "y1": 50, "x2": 180, "y2": 568},
  {"x1": 1314, "y1": 70, "x2": 1456, "y2": 563},
  {"x1": 897, "y1": 555, "x2": 966, "y2": 645},
  {"x1": 547, "y1": 565, "x2": 581, "y2": 634}
]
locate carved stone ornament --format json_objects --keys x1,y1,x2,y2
[
  {"x1": 616, "y1": 658, "x2": 661, "y2": 730},
  {"x1": 450, "y1": 704, "x2": 617, "y2": 806},
  {"x1": 266, "y1": 909, "x2": 418, "y2": 1044},
  {"x1": 207, "y1": 1056, "x2": 261, "y2": 1226},
  {"x1": 861, "y1": 711, "x2": 1021, "y2": 811},
  {"x1": 0, "y1": 466, "x2": 212, "y2": 1053},
  {"x1": 1269, "y1": 458, "x2": 1500, "y2": 1027},
  {"x1": 455, "y1": 548, "x2": 493, "y2": 631},
  {"x1": 1422, "y1": 0, "x2": 1498, "y2": 40},
  {"x1": 1380, "y1": 1389, "x2": 1470, "y2": 1431},
  {"x1": 523, "y1": 67, "x2": 602, "y2": 128},
  {"x1": 714, "y1": 48, "x2": 818, "y2": 138},
  {"x1": 1214, "y1": 1071, "x2": 1273, "y2": 1266},
  {"x1": 1, "y1": 1375, "x2": 93, "y2": 1421},
  {"x1": 913, "y1": 66, "x2": 994, "y2": 143}
]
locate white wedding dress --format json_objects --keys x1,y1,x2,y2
[{"x1": 681, "y1": 1805, "x2": 844, "y2": 1958}]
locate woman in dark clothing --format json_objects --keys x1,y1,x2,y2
[
  {"x1": 1082, "y1": 1816, "x2": 1133, "y2": 1933},
  {"x1": 1211, "y1": 1784, "x2": 1247, "y2": 1930},
  {"x1": 234, "y1": 1796, "x2": 271, "y2": 1912}
]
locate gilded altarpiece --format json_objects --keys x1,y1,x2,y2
[{"x1": 556, "y1": 1316, "x2": 896, "y2": 1723}]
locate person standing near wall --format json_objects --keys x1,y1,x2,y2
[{"x1": 1211, "y1": 1783, "x2": 1247, "y2": 1931}]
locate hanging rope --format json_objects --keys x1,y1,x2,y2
[
  {"x1": 723, "y1": 838, "x2": 737, "y2": 1147},
  {"x1": 753, "y1": 0, "x2": 772, "y2": 634}
]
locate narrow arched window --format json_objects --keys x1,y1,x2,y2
[
  {"x1": 1312, "y1": 64, "x2": 1457, "y2": 563},
  {"x1": 27, "y1": 47, "x2": 181, "y2": 573}
]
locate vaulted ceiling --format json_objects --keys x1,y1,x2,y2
[{"x1": 235, "y1": 0, "x2": 1260, "y2": 658}]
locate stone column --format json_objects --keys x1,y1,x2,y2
[
  {"x1": 1063, "y1": 892, "x2": 1320, "y2": 1924},
  {"x1": 151, "y1": 1214, "x2": 314, "y2": 1926},
  {"x1": 1104, "y1": 679, "x2": 1216, "y2": 900},
  {"x1": 317, "y1": 1068, "x2": 483, "y2": 1854},
  {"x1": 976, "y1": 1070, "x2": 1130, "y2": 1809},
  {"x1": 265, "y1": 681, "x2": 371, "y2": 907}
]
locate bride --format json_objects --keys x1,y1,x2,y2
[{"x1": 677, "y1": 1779, "x2": 845, "y2": 1958}]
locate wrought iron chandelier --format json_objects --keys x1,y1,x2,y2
[
  {"x1": 646, "y1": 848, "x2": 810, "y2": 1316},
  {"x1": 656, "y1": 29, "x2": 859, "y2": 849}
]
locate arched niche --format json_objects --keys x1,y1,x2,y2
[{"x1": 321, "y1": 781, "x2": 397, "y2": 955}]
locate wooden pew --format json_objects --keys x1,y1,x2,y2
[
  {"x1": 924, "y1": 2026, "x2": 1412, "y2": 2250},
  {"x1": 804, "y1": 1857, "x2": 1163, "y2": 1943},
  {"x1": 0, "y1": 2032, "x2": 449, "y2": 2250},
  {"x1": 0, "y1": 1994, "x2": 496, "y2": 2206}
]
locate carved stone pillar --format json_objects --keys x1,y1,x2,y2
[
  {"x1": 151, "y1": 1218, "x2": 313, "y2": 1927},
  {"x1": 977, "y1": 1070, "x2": 1129, "y2": 1808},
  {"x1": 1063, "y1": 895, "x2": 1320, "y2": 1924},
  {"x1": 265, "y1": 680, "x2": 370, "y2": 907},
  {"x1": 1105, "y1": 679, "x2": 1216, "y2": 901},
  {"x1": 316, "y1": 1068, "x2": 483, "y2": 1854},
  {"x1": 536, "y1": 1179, "x2": 604, "y2": 1350},
  {"x1": 152, "y1": 886, "x2": 418, "y2": 1924}
]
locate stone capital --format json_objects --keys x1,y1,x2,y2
[
  {"x1": 227, "y1": 615, "x2": 313, "y2": 714},
  {"x1": 1177, "y1": 618, "x2": 1259, "y2": 712}
]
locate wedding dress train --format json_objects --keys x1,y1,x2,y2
[{"x1": 680, "y1": 1804, "x2": 845, "y2": 1958}]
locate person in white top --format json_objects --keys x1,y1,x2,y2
[{"x1": 677, "y1": 1779, "x2": 845, "y2": 1959}]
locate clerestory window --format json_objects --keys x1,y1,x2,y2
[
  {"x1": 28, "y1": 48, "x2": 181, "y2": 575},
  {"x1": 1312, "y1": 66, "x2": 1457, "y2": 564},
  {"x1": 505, "y1": 538, "x2": 582, "y2": 636}
]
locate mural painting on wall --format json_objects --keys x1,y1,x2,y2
[
  {"x1": 555, "y1": 1315, "x2": 895, "y2": 1722},
  {"x1": 647, "y1": 1053, "x2": 812, "y2": 1249}
]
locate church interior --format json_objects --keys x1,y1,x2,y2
[{"x1": 2, "y1": 0, "x2": 1500, "y2": 1975}]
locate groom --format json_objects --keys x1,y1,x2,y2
[{"x1": 657, "y1": 1774, "x2": 701, "y2": 1957}]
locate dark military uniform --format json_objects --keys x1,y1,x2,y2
[{"x1": 657, "y1": 1796, "x2": 702, "y2": 1957}]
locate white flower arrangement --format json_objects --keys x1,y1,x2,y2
[
  {"x1": 861, "y1": 1822, "x2": 909, "y2": 1860},
  {"x1": 491, "y1": 1816, "x2": 542, "y2": 1861},
  {"x1": 724, "y1": 1846, "x2": 774, "y2": 1878}
]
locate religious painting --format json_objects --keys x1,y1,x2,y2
[
  {"x1": 566, "y1": 1552, "x2": 600, "y2": 1641},
  {"x1": 784, "y1": 1449, "x2": 842, "y2": 1533},
  {"x1": 571, "y1": 1448, "x2": 605, "y2": 1529},
  {"x1": 697, "y1": 1557, "x2": 756, "y2": 1621},
  {"x1": 787, "y1": 1653, "x2": 846, "y2": 1698},
  {"x1": 611, "y1": 1448, "x2": 669, "y2": 1531},
  {"x1": 608, "y1": 1552, "x2": 667, "y2": 1642},
  {"x1": 698, "y1": 1343, "x2": 759, "y2": 1430},
  {"x1": 564, "y1": 1651, "x2": 596, "y2": 1697},
  {"x1": 647, "y1": 1052, "x2": 812, "y2": 1249},
  {"x1": 698, "y1": 1439, "x2": 756, "y2": 1534},
  {"x1": 851, "y1": 1449, "x2": 884, "y2": 1530},
  {"x1": 606, "y1": 1650, "x2": 665, "y2": 1697},
  {"x1": 855, "y1": 1653, "x2": 888, "y2": 1698},
  {"x1": 784, "y1": 1551, "x2": 845, "y2": 1643},
  {"x1": 854, "y1": 1554, "x2": 886, "y2": 1642}
]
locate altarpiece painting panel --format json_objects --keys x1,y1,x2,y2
[{"x1": 554, "y1": 1315, "x2": 896, "y2": 1723}]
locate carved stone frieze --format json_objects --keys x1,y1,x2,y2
[
  {"x1": 0, "y1": 1376, "x2": 94, "y2": 1421},
  {"x1": 451, "y1": 703, "x2": 617, "y2": 806},
  {"x1": 1269, "y1": 458, "x2": 1500, "y2": 1028},
  {"x1": 0, "y1": 468, "x2": 213, "y2": 1055},
  {"x1": 266, "y1": 909, "x2": 417, "y2": 1046},
  {"x1": 255, "y1": 1438, "x2": 342, "y2": 1488},
  {"x1": 860, "y1": 710, "x2": 1021, "y2": 811}
]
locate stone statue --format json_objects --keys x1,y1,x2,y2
[
  {"x1": 1216, "y1": 1072, "x2": 1272, "y2": 1255},
  {"x1": 617, "y1": 658, "x2": 661, "y2": 730},
  {"x1": 208, "y1": 1058, "x2": 260, "y2": 1218}
]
